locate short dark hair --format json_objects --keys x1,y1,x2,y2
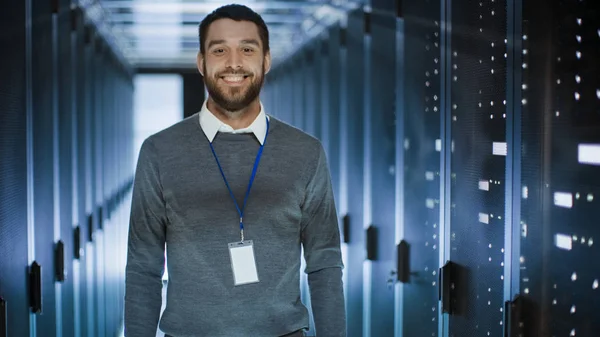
[{"x1": 198, "y1": 4, "x2": 270, "y2": 55}]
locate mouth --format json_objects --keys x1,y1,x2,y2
[{"x1": 219, "y1": 74, "x2": 250, "y2": 85}]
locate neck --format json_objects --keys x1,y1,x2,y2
[{"x1": 207, "y1": 97, "x2": 261, "y2": 130}]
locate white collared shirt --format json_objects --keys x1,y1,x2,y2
[{"x1": 198, "y1": 99, "x2": 269, "y2": 145}]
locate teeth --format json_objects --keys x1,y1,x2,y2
[{"x1": 223, "y1": 76, "x2": 244, "y2": 82}]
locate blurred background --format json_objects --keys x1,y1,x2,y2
[{"x1": 1, "y1": 0, "x2": 599, "y2": 336}]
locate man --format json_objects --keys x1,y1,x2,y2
[{"x1": 124, "y1": 4, "x2": 346, "y2": 337}]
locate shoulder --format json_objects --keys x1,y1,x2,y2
[
  {"x1": 141, "y1": 113, "x2": 201, "y2": 156},
  {"x1": 268, "y1": 116, "x2": 325, "y2": 157},
  {"x1": 267, "y1": 117, "x2": 328, "y2": 181}
]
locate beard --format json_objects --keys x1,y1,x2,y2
[{"x1": 203, "y1": 61, "x2": 265, "y2": 113}]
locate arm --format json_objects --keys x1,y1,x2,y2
[
  {"x1": 301, "y1": 144, "x2": 347, "y2": 337},
  {"x1": 124, "y1": 137, "x2": 167, "y2": 336}
]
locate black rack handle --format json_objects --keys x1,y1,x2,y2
[
  {"x1": 342, "y1": 215, "x2": 350, "y2": 243},
  {"x1": 439, "y1": 260, "x2": 455, "y2": 315},
  {"x1": 74, "y1": 226, "x2": 81, "y2": 259},
  {"x1": 366, "y1": 226, "x2": 378, "y2": 260},
  {"x1": 87, "y1": 214, "x2": 94, "y2": 242},
  {"x1": 397, "y1": 240, "x2": 410, "y2": 283},
  {"x1": 504, "y1": 300, "x2": 511, "y2": 337},
  {"x1": 29, "y1": 262, "x2": 42, "y2": 314},
  {"x1": 55, "y1": 240, "x2": 65, "y2": 282},
  {"x1": 98, "y1": 206, "x2": 104, "y2": 230},
  {"x1": 1, "y1": 296, "x2": 7, "y2": 337}
]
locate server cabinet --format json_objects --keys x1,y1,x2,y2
[
  {"x1": 92, "y1": 37, "x2": 106, "y2": 337},
  {"x1": 343, "y1": 8, "x2": 366, "y2": 337},
  {"x1": 398, "y1": 0, "x2": 444, "y2": 336},
  {"x1": 337, "y1": 25, "x2": 350, "y2": 316},
  {"x1": 517, "y1": 0, "x2": 600, "y2": 336},
  {"x1": 267, "y1": 70, "x2": 276, "y2": 120},
  {"x1": 57, "y1": 1, "x2": 76, "y2": 336},
  {"x1": 366, "y1": 10, "x2": 398, "y2": 337},
  {"x1": 74, "y1": 18, "x2": 90, "y2": 337},
  {"x1": 286, "y1": 67, "x2": 295, "y2": 125},
  {"x1": 268, "y1": 70, "x2": 278, "y2": 121},
  {"x1": 303, "y1": 47, "x2": 317, "y2": 137},
  {"x1": 108, "y1": 61, "x2": 119, "y2": 337},
  {"x1": 296, "y1": 45, "x2": 317, "y2": 337},
  {"x1": 83, "y1": 25, "x2": 97, "y2": 337},
  {"x1": 293, "y1": 55, "x2": 305, "y2": 130},
  {"x1": 32, "y1": 0, "x2": 59, "y2": 333},
  {"x1": 325, "y1": 25, "x2": 342, "y2": 211},
  {"x1": 314, "y1": 42, "x2": 324, "y2": 141},
  {"x1": 108, "y1": 56, "x2": 130, "y2": 337},
  {"x1": 0, "y1": 0, "x2": 30, "y2": 336},
  {"x1": 270, "y1": 69, "x2": 286, "y2": 121},
  {"x1": 70, "y1": 9, "x2": 81, "y2": 333},
  {"x1": 112, "y1": 62, "x2": 120, "y2": 336},
  {"x1": 286, "y1": 60, "x2": 295, "y2": 127},
  {"x1": 101, "y1": 56, "x2": 112, "y2": 337},
  {"x1": 262, "y1": 74, "x2": 274, "y2": 117},
  {"x1": 445, "y1": 0, "x2": 509, "y2": 335},
  {"x1": 282, "y1": 68, "x2": 293, "y2": 125},
  {"x1": 283, "y1": 62, "x2": 292, "y2": 125},
  {"x1": 274, "y1": 72, "x2": 280, "y2": 120}
]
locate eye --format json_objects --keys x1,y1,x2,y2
[
  {"x1": 212, "y1": 48, "x2": 225, "y2": 55},
  {"x1": 242, "y1": 47, "x2": 254, "y2": 53}
]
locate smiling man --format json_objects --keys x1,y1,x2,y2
[{"x1": 124, "y1": 4, "x2": 346, "y2": 337}]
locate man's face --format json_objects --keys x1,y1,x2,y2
[{"x1": 198, "y1": 18, "x2": 271, "y2": 112}]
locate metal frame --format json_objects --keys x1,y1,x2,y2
[
  {"x1": 504, "y1": 0, "x2": 523, "y2": 315},
  {"x1": 75, "y1": 0, "x2": 361, "y2": 69},
  {"x1": 439, "y1": 0, "x2": 452, "y2": 336}
]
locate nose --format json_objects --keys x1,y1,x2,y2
[{"x1": 225, "y1": 50, "x2": 242, "y2": 69}]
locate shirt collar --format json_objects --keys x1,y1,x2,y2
[{"x1": 199, "y1": 99, "x2": 269, "y2": 145}]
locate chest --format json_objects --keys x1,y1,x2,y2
[{"x1": 158, "y1": 146, "x2": 308, "y2": 242}]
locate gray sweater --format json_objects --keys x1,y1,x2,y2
[{"x1": 124, "y1": 114, "x2": 346, "y2": 337}]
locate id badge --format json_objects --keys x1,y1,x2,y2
[{"x1": 228, "y1": 240, "x2": 259, "y2": 286}]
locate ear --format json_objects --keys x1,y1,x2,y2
[
  {"x1": 196, "y1": 52, "x2": 204, "y2": 77},
  {"x1": 264, "y1": 51, "x2": 271, "y2": 74}
]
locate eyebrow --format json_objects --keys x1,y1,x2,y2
[
  {"x1": 240, "y1": 39, "x2": 260, "y2": 47},
  {"x1": 207, "y1": 39, "x2": 226, "y2": 49},
  {"x1": 207, "y1": 39, "x2": 261, "y2": 49}
]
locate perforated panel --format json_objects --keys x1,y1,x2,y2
[
  {"x1": 325, "y1": 25, "x2": 341, "y2": 209},
  {"x1": 102, "y1": 60, "x2": 112, "y2": 337},
  {"x1": 31, "y1": 0, "x2": 58, "y2": 333},
  {"x1": 292, "y1": 55, "x2": 304, "y2": 129},
  {"x1": 448, "y1": 0, "x2": 508, "y2": 335},
  {"x1": 0, "y1": 1, "x2": 30, "y2": 336},
  {"x1": 57, "y1": 4, "x2": 75, "y2": 337},
  {"x1": 74, "y1": 15, "x2": 89, "y2": 337},
  {"x1": 400, "y1": 0, "x2": 443, "y2": 335},
  {"x1": 92, "y1": 42, "x2": 106, "y2": 337},
  {"x1": 315, "y1": 42, "x2": 323, "y2": 141},
  {"x1": 83, "y1": 29, "x2": 96, "y2": 337},
  {"x1": 104, "y1": 61, "x2": 115, "y2": 337},
  {"x1": 303, "y1": 48, "x2": 317, "y2": 137},
  {"x1": 520, "y1": 0, "x2": 600, "y2": 336},
  {"x1": 344, "y1": 9, "x2": 366, "y2": 337},
  {"x1": 367, "y1": 11, "x2": 397, "y2": 337}
]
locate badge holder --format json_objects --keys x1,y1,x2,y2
[
  {"x1": 212, "y1": 116, "x2": 269, "y2": 287},
  {"x1": 228, "y1": 240, "x2": 259, "y2": 286}
]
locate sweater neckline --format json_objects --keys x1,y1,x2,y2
[{"x1": 192, "y1": 112, "x2": 279, "y2": 144}]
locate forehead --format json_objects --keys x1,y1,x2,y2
[{"x1": 205, "y1": 18, "x2": 261, "y2": 45}]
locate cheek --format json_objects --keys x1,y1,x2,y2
[
  {"x1": 204, "y1": 60, "x2": 222, "y2": 77},
  {"x1": 252, "y1": 63, "x2": 264, "y2": 76}
]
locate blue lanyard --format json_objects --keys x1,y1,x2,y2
[{"x1": 208, "y1": 115, "x2": 269, "y2": 242}]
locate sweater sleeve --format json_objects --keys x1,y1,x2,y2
[
  {"x1": 124, "y1": 137, "x2": 167, "y2": 337},
  {"x1": 300, "y1": 143, "x2": 347, "y2": 337}
]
